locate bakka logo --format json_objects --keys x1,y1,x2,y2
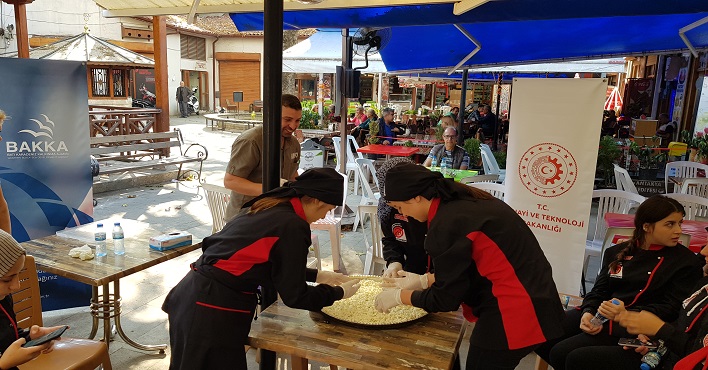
[
  {"x1": 518, "y1": 142, "x2": 577, "y2": 198},
  {"x1": 5, "y1": 114, "x2": 68, "y2": 159}
]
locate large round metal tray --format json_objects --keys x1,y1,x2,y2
[
  {"x1": 317, "y1": 275, "x2": 428, "y2": 330},
  {"x1": 315, "y1": 308, "x2": 428, "y2": 330}
]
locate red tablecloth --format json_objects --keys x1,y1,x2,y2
[
  {"x1": 357, "y1": 144, "x2": 419, "y2": 157},
  {"x1": 604, "y1": 213, "x2": 708, "y2": 252}
]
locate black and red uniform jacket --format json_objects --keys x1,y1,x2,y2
[
  {"x1": 193, "y1": 198, "x2": 344, "y2": 311},
  {"x1": 581, "y1": 240, "x2": 703, "y2": 338},
  {"x1": 0, "y1": 295, "x2": 30, "y2": 370},
  {"x1": 410, "y1": 196, "x2": 565, "y2": 351},
  {"x1": 378, "y1": 199, "x2": 431, "y2": 274}
]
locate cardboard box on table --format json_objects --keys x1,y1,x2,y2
[{"x1": 631, "y1": 119, "x2": 660, "y2": 146}]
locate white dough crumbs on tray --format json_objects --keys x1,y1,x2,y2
[{"x1": 321, "y1": 279, "x2": 427, "y2": 325}]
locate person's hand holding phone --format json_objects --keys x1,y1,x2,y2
[
  {"x1": 619, "y1": 334, "x2": 653, "y2": 355},
  {"x1": 0, "y1": 325, "x2": 64, "y2": 370}
]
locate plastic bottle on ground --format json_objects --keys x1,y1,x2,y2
[
  {"x1": 590, "y1": 298, "x2": 620, "y2": 327},
  {"x1": 94, "y1": 223, "x2": 107, "y2": 257},
  {"x1": 112, "y1": 222, "x2": 125, "y2": 255}
]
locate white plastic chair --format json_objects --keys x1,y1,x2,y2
[
  {"x1": 467, "y1": 182, "x2": 505, "y2": 200},
  {"x1": 680, "y1": 178, "x2": 708, "y2": 198},
  {"x1": 202, "y1": 182, "x2": 231, "y2": 233},
  {"x1": 664, "y1": 161, "x2": 708, "y2": 193},
  {"x1": 480, "y1": 144, "x2": 505, "y2": 183},
  {"x1": 353, "y1": 158, "x2": 381, "y2": 232},
  {"x1": 460, "y1": 174, "x2": 499, "y2": 184},
  {"x1": 359, "y1": 204, "x2": 386, "y2": 275},
  {"x1": 613, "y1": 164, "x2": 639, "y2": 194},
  {"x1": 311, "y1": 172, "x2": 348, "y2": 272},
  {"x1": 582, "y1": 190, "x2": 646, "y2": 295},
  {"x1": 664, "y1": 193, "x2": 708, "y2": 221},
  {"x1": 306, "y1": 234, "x2": 322, "y2": 270},
  {"x1": 332, "y1": 136, "x2": 362, "y2": 195}
]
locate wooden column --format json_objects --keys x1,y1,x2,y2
[
  {"x1": 3, "y1": 0, "x2": 34, "y2": 58},
  {"x1": 152, "y1": 16, "x2": 169, "y2": 135}
]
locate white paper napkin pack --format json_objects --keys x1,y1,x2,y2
[{"x1": 149, "y1": 231, "x2": 192, "y2": 251}]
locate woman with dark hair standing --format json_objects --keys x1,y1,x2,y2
[
  {"x1": 163, "y1": 168, "x2": 360, "y2": 370},
  {"x1": 375, "y1": 163, "x2": 565, "y2": 370},
  {"x1": 536, "y1": 195, "x2": 704, "y2": 370}
]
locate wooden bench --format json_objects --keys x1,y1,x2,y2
[
  {"x1": 204, "y1": 113, "x2": 262, "y2": 131},
  {"x1": 250, "y1": 100, "x2": 263, "y2": 112},
  {"x1": 90, "y1": 129, "x2": 208, "y2": 180}
]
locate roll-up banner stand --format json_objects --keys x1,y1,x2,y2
[
  {"x1": 0, "y1": 58, "x2": 93, "y2": 310},
  {"x1": 505, "y1": 78, "x2": 606, "y2": 295}
]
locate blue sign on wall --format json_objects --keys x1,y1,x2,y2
[{"x1": 0, "y1": 57, "x2": 93, "y2": 310}]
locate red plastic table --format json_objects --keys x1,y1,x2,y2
[
  {"x1": 604, "y1": 213, "x2": 708, "y2": 252},
  {"x1": 357, "y1": 144, "x2": 418, "y2": 159}
]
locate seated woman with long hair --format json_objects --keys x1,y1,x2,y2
[{"x1": 535, "y1": 195, "x2": 704, "y2": 370}]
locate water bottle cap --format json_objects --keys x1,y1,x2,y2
[
  {"x1": 97, "y1": 223, "x2": 103, "y2": 227},
  {"x1": 114, "y1": 222, "x2": 121, "y2": 226},
  {"x1": 611, "y1": 299, "x2": 620, "y2": 305},
  {"x1": 640, "y1": 363, "x2": 651, "y2": 370}
]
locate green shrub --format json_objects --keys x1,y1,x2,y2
[
  {"x1": 493, "y1": 150, "x2": 507, "y2": 169},
  {"x1": 463, "y1": 138, "x2": 481, "y2": 167}
]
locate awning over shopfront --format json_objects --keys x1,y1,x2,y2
[
  {"x1": 230, "y1": 2, "x2": 708, "y2": 73},
  {"x1": 283, "y1": 30, "x2": 386, "y2": 73}
]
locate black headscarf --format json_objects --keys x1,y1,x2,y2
[
  {"x1": 242, "y1": 167, "x2": 344, "y2": 208},
  {"x1": 383, "y1": 162, "x2": 458, "y2": 201}
]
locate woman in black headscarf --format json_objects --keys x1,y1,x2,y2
[
  {"x1": 163, "y1": 168, "x2": 360, "y2": 370},
  {"x1": 375, "y1": 163, "x2": 565, "y2": 370}
]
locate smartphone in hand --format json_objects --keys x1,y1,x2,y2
[
  {"x1": 618, "y1": 337, "x2": 658, "y2": 349},
  {"x1": 21, "y1": 325, "x2": 68, "y2": 348}
]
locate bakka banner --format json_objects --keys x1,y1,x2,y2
[
  {"x1": 0, "y1": 58, "x2": 93, "y2": 310},
  {"x1": 505, "y1": 78, "x2": 606, "y2": 295}
]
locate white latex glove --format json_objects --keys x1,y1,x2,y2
[
  {"x1": 381, "y1": 270, "x2": 428, "y2": 290},
  {"x1": 339, "y1": 280, "x2": 361, "y2": 299},
  {"x1": 375, "y1": 288, "x2": 402, "y2": 313},
  {"x1": 280, "y1": 178, "x2": 289, "y2": 186},
  {"x1": 383, "y1": 262, "x2": 403, "y2": 278},
  {"x1": 315, "y1": 270, "x2": 350, "y2": 285}
]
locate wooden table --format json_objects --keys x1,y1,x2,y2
[
  {"x1": 20, "y1": 219, "x2": 201, "y2": 353},
  {"x1": 357, "y1": 144, "x2": 419, "y2": 159},
  {"x1": 605, "y1": 213, "x2": 708, "y2": 252},
  {"x1": 249, "y1": 301, "x2": 465, "y2": 370}
]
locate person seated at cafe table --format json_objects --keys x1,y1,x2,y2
[
  {"x1": 0, "y1": 230, "x2": 66, "y2": 370},
  {"x1": 563, "y1": 242, "x2": 708, "y2": 370},
  {"x1": 423, "y1": 127, "x2": 470, "y2": 170},
  {"x1": 163, "y1": 168, "x2": 360, "y2": 370},
  {"x1": 368, "y1": 107, "x2": 401, "y2": 145},
  {"x1": 437, "y1": 113, "x2": 456, "y2": 130},
  {"x1": 535, "y1": 195, "x2": 704, "y2": 370}
]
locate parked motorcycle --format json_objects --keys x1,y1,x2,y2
[{"x1": 187, "y1": 87, "x2": 200, "y2": 115}]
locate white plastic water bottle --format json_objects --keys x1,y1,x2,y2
[
  {"x1": 94, "y1": 223, "x2": 107, "y2": 257},
  {"x1": 590, "y1": 298, "x2": 620, "y2": 327},
  {"x1": 112, "y1": 222, "x2": 125, "y2": 255},
  {"x1": 440, "y1": 157, "x2": 449, "y2": 177},
  {"x1": 430, "y1": 154, "x2": 438, "y2": 167},
  {"x1": 640, "y1": 341, "x2": 666, "y2": 370}
]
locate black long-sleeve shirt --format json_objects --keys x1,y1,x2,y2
[
  {"x1": 410, "y1": 196, "x2": 564, "y2": 350},
  {"x1": 0, "y1": 296, "x2": 30, "y2": 370},
  {"x1": 581, "y1": 241, "x2": 703, "y2": 337},
  {"x1": 377, "y1": 199, "x2": 430, "y2": 274},
  {"x1": 194, "y1": 197, "x2": 343, "y2": 311}
]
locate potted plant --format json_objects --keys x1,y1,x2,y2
[
  {"x1": 596, "y1": 136, "x2": 621, "y2": 187},
  {"x1": 697, "y1": 131, "x2": 708, "y2": 164},
  {"x1": 631, "y1": 141, "x2": 661, "y2": 180},
  {"x1": 463, "y1": 138, "x2": 482, "y2": 169}
]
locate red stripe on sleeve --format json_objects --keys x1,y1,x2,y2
[
  {"x1": 214, "y1": 237, "x2": 279, "y2": 276},
  {"x1": 467, "y1": 231, "x2": 547, "y2": 349}
]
